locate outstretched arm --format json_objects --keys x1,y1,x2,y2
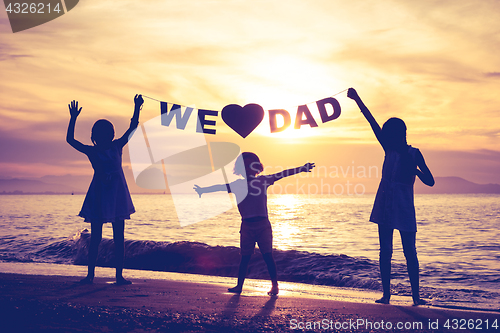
[
  {"x1": 274, "y1": 163, "x2": 315, "y2": 181},
  {"x1": 117, "y1": 94, "x2": 144, "y2": 147},
  {"x1": 347, "y1": 88, "x2": 385, "y2": 149},
  {"x1": 66, "y1": 100, "x2": 87, "y2": 153},
  {"x1": 193, "y1": 184, "x2": 229, "y2": 197},
  {"x1": 415, "y1": 150, "x2": 434, "y2": 186}
]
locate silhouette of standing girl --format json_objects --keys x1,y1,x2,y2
[
  {"x1": 66, "y1": 95, "x2": 143, "y2": 285},
  {"x1": 348, "y1": 88, "x2": 434, "y2": 305},
  {"x1": 194, "y1": 152, "x2": 314, "y2": 296}
]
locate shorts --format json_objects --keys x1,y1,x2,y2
[{"x1": 239, "y1": 217, "x2": 273, "y2": 256}]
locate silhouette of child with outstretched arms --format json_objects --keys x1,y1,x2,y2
[
  {"x1": 194, "y1": 152, "x2": 315, "y2": 296},
  {"x1": 348, "y1": 88, "x2": 434, "y2": 306},
  {"x1": 66, "y1": 94, "x2": 144, "y2": 285}
]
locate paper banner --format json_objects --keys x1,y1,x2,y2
[
  {"x1": 128, "y1": 105, "x2": 245, "y2": 226},
  {"x1": 153, "y1": 96, "x2": 342, "y2": 138}
]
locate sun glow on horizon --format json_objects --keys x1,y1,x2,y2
[
  {"x1": 240, "y1": 55, "x2": 343, "y2": 106},
  {"x1": 269, "y1": 194, "x2": 303, "y2": 251},
  {"x1": 234, "y1": 55, "x2": 346, "y2": 140}
]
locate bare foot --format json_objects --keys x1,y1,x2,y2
[
  {"x1": 228, "y1": 286, "x2": 242, "y2": 294},
  {"x1": 115, "y1": 277, "x2": 132, "y2": 286},
  {"x1": 267, "y1": 285, "x2": 279, "y2": 296},
  {"x1": 79, "y1": 276, "x2": 93, "y2": 285},
  {"x1": 375, "y1": 296, "x2": 390, "y2": 304},
  {"x1": 413, "y1": 298, "x2": 428, "y2": 306}
]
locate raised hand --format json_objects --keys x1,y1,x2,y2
[
  {"x1": 68, "y1": 100, "x2": 82, "y2": 118},
  {"x1": 347, "y1": 88, "x2": 359, "y2": 100},
  {"x1": 134, "y1": 94, "x2": 144, "y2": 108}
]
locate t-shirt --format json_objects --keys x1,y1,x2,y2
[{"x1": 228, "y1": 174, "x2": 280, "y2": 219}]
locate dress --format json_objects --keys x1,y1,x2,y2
[
  {"x1": 79, "y1": 140, "x2": 135, "y2": 223},
  {"x1": 370, "y1": 146, "x2": 418, "y2": 232}
]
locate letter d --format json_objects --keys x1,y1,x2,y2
[{"x1": 269, "y1": 109, "x2": 291, "y2": 133}]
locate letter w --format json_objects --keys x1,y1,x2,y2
[{"x1": 161, "y1": 102, "x2": 194, "y2": 130}]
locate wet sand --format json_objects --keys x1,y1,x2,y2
[{"x1": 1, "y1": 271, "x2": 499, "y2": 332}]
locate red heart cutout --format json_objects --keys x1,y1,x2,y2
[
  {"x1": 222, "y1": 103, "x2": 264, "y2": 138},
  {"x1": 4, "y1": 0, "x2": 79, "y2": 33}
]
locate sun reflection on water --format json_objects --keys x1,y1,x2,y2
[{"x1": 268, "y1": 194, "x2": 304, "y2": 251}]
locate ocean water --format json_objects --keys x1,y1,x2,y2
[{"x1": 0, "y1": 194, "x2": 499, "y2": 310}]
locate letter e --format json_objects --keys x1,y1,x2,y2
[{"x1": 196, "y1": 109, "x2": 218, "y2": 135}]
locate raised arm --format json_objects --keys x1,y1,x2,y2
[
  {"x1": 415, "y1": 150, "x2": 434, "y2": 186},
  {"x1": 273, "y1": 163, "x2": 315, "y2": 181},
  {"x1": 66, "y1": 100, "x2": 87, "y2": 153},
  {"x1": 193, "y1": 184, "x2": 229, "y2": 197},
  {"x1": 347, "y1": 88, "x2": 385, "y2": 149},
  {"x1": 117, "y1": 94, "x2": 144, "y2": 147}
]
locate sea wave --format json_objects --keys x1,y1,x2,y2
[
  {"x1": 0, "y1": 229, "x2": 383, "y2": 289},
  {"x1": 72, "y1": 230, "x2": 382, "y2": 290}
]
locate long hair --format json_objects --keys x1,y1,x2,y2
[
  {"x1": 91, "y1": 119, "x2": 115, "y2": 146},
  {"x1": 382, "y1": 117, "x2": 415, "y2": 181},
  {"x1": 382, "y1": 117, "x2": 407, "y2": 151},
  {"x1": 233, "y1": 152, "x2": 264, "y2": 178}
]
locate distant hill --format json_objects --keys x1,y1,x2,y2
[
  {"x1": 415, "y1": 176, "x2": 500, "y2": 194},
  {"x1": 38, "y1": 174, "x2": 92, "y2": 192},
  {"x1": 0, "y1": 178, "x2": 79, "y2": 194},
  {"x1": 0, "y1": 171, "x2": 164, "y2": 194}
]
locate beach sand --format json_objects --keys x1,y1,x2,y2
[{"x1": 1, "y1": 264, "x2": 499, "y2": 333}]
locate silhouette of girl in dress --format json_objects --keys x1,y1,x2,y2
[
  {"x1": 66, "y1": 95, "x2": 143, "y2": 285},
  {"x1": 348, "y1": 88, "x2": 434, "y2": 305}
]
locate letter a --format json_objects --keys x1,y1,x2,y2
[{"x1": 294, "y1": 105, "x2": 318, "y2": 129}]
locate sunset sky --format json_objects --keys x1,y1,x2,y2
[{"x1": 1, "y1": 0, "x2": 500, "y2": 193}]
